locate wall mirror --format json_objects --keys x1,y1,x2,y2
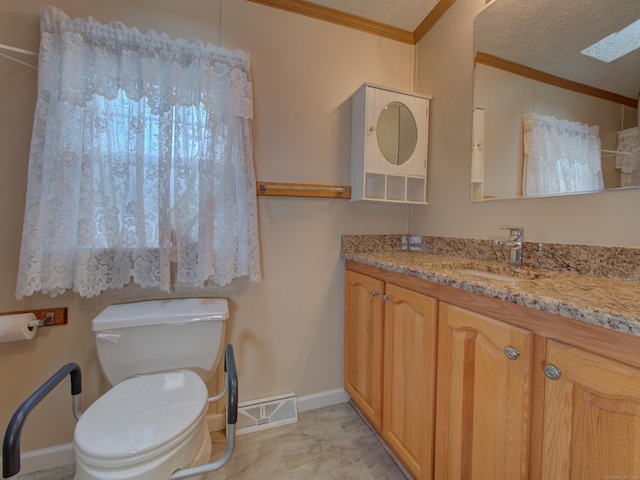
[
  {"x1": 376, "y1": 102, "x2": 418, "y2": 166},
  {"x1": 472, "y1": 0, "x2": 640, "y2": 201}
]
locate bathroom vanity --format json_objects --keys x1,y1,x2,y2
[{"x1": 343, "y1": 239, "x2": 640, "y2": 480}]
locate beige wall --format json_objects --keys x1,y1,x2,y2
[
  {"x1": 0, "y1": 0, "x2": 414, "y2": 452},
  {"x1": 413, "y1": 0, "x2": 640, "y2": 246}
]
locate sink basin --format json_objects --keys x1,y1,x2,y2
[
  {"x1": 455, "y1": 269, "x2": 529, "y2": 282},
  {"x1": 438, "y1": 262, "x2": 550, "y2": 282}
]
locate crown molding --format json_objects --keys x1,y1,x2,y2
[
  {"x1": 413, "y1": 0, "x2": 457, "y2": 43},
  {"x1": 247, "y1": 0, "x2": 456, "y2": 45},
  {"x1": 476, "y1": 52, "x2": 637, "y2": 108}
]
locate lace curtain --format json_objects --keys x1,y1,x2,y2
[
  {"x1": 16, "y1": 6, "x2": 261, "y2": 299},
  {"x1": 616, "y1": 127, "x2": 639, "y2": 187},
  {"x1": 522, "y1": 113, "x2": 603, "y2": 196}
]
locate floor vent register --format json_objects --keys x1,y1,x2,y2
[{"x1": 233, "y1": 392, "x2": 298, "y2": 435}]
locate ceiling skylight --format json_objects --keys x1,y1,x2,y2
[{"x1": 581, "y1": 18, "x2": 640, "y2": 62}]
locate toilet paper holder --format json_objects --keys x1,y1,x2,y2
[
  {"x1": 29, "y1": 312, "x2": 55, "y2": 328},
  {"x1": 1, "y1": 307, "x2": 67, "y2": 328}
]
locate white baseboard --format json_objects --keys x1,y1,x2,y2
[
  {"x1": 296, "y1": 388, "x2": 350, "y2": 413},
  {"x1": 5, "y1": 389, "x2": 352, "y2": 474},
  {"x1": 0, "y1": 443, "x2": 75, "y2": 475},
  {"x1": 207, "y1": 412, "x2": 227, "y2": 432},
  {"x1": 206, "y1": 388, "x2": 350, "y2": 432}
]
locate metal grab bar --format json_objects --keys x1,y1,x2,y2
[
  {"x1": 2, "y1": 363, "x2": 82, "y2": 479},
  {"x1": 170, "y1": 344, "x2": 238, "y2": 479}
]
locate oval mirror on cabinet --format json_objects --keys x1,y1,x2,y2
[{"x1": 376, "y1": 102, "x2": 418, "y2": 166}]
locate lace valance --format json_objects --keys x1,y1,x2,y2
[
  {"x1": 616, "y1": 127, "x2": 638, "y2": 174},
  {"x1": 38, "y1": 6, "x2": 253, "y2": 118}
]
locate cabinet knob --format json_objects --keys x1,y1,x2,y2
[
  {"x1": 368, "y1": 126, "x2": 376, "y2": 134},
  {"x1": 544, "y1": 364, "x2": 562, "y2": 381},
  {"x1": 504, "y1": 346, "x2": 520, "y2": 360},
  {"x1": 382, "y1": 294, "x2": 390, "y2": 302},
  {"x1": 370, "y1": 290, "x2": 379, "y2": 297}
]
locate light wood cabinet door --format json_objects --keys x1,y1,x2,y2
[
  {"x1": 344, "y1": 270, "x2": 385, "y2": 430},
  {"x1": 435, "y1": 303, "x2": 533, "y2": 480},
  {"x1": 541, "y1": 340, "x2": 640, "y2": 479},
  {"x1": 383, "y1": 283, "x2": 438, "y2": 480}
]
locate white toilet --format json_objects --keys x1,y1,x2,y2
[{"x1": 73, "y1": 298, "x2": 229, "y2": 480}]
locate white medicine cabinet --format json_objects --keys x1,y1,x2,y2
[{"x1": 350, "y1": 83, "x2": 431, "y2": 204}]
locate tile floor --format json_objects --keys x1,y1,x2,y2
[
  {"x1": 17, "y1": 464, "x2": 75, "y2": 480},
  {"x1": 17, "y1": 402, "x2": 409, "y2": 480},
  {"x1": 206, "y1": 402, "x2": 409, "y2": 479}
]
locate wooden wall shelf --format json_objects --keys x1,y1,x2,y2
[{"x1": 256, "y1": 181, "x2": 351, "y2": 199}]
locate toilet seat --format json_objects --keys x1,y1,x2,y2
[{"x1": 74, "y1": 370, "x2": 209, "y2": 469}]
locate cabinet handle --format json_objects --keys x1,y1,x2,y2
[
  {"x1": 370, "y1": 290, "x2": 379, "y2": 297},
  {"x1": 544, "y1": 364, "x2": 562, "y2": 381},
  {"x1": 382, "y1": 294, "x2": 389, "y2": 302},
  {"x1": 504, "y1": 346, "x2": 520, "y2": 360}
]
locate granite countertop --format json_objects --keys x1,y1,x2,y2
[{"x1": 343, "y1": 250, "x2": 640, "y2": 337}]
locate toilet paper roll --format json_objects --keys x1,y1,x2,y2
[{"x1": 0, "y1": 313, "x2": 38, "y2": 343}]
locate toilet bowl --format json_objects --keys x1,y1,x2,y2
[
  {"x1": 74, "y1": 371, "x2": 210, "y2": 480},
  {"x1": 73, "y1": 299, "x2": 229, "y2": 480}
]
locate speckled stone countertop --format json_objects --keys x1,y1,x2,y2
[{"x1": 342, "y1": 235, "x2": 640, "y2": 337}]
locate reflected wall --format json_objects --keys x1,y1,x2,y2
[{"x1": 473, "y1": 63, "x2": 638, "y2": 200}]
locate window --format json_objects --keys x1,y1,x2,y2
[{"x1": 16, "y1": 6, "x2": 261, "y2": 299}]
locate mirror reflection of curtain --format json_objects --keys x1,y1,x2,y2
[
  {"x1": 616, "y1": 127, "x2": 639, "y2": 187},
  {"x1": 522, "y1": 113, "x2": 603, "y2": 196}
]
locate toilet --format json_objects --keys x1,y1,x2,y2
[{"x1": 73, "y1": 298, "x2": 229, "y2": 480}]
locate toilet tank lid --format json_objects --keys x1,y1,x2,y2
[{"x1": 92, "y1": 298, "x2": 229, "y2": 331}]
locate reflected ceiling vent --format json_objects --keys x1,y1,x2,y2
[{"x1": 232, "y1": 392, "x2": 298, "y2": 435}]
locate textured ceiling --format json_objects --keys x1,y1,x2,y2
[
  {"x1": 475, "y1": 0, "x2": 640, "y2": 100},
  {"x1": 300, "y1": 0, "x2": 638, "y2": 102},
  {"x1": 305, "y1": 0, "x2": 439, "y2": 32}
]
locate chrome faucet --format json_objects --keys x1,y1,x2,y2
[{"x1": 494, "y1": 226, "x2": 524, "y2": 268}]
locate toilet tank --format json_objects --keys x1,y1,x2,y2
[{"x1": 92, "y1": 298, "x2": 228, "y2": 385}]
